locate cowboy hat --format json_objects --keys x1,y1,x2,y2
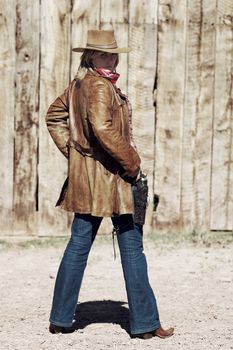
[{"x1": 72, "y1": 29, "x2": 131, "y2": 53}]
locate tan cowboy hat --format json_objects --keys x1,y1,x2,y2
[{"x1": 72, "y1": 29, "x2": 131, "y2": 53}]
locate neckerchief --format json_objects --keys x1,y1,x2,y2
[{"x1": 95, "y1": 68, "x2": 120, "y2": 84}]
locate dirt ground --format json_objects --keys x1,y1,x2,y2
[{"x1": 0, "y1": 233, "x2": 233, "y2": 350}]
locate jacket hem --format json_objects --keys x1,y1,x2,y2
[{"x1": 58, "y1": 203, "x2": 133, "y2": 217}]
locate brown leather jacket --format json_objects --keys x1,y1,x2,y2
[{"x1": 46, "y1": 70, "x2": 141, "y2": 216}]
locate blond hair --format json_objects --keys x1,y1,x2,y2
[{"x1": 75, "y1": 49, "x2": 119, "y2": 81}]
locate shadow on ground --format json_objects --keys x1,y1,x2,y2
[{"x1": 74, "y1": 300, "x2": 130, "y2": 334}]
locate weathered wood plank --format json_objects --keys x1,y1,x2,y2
[
  {"x1": 70, "y1": 0, "x2": 101, "y2": 79},
  {"x1": 129, "y1": 0, "x2": 157, "y2": 24},
  {"x1": 181, "y1": 0, "x2": 217, "y2": 231},
  {"x1": 39, "y1": 0, "x2": 72, "y2": 236},
  {"x1": 127, "y1": 0, "x2": 158, "y2": 228},
  {"x1": 128, "y1": 23, "x2": 157, "y2": 228},
  {"x1": 13, "y1": 0, "x2": 40, "y2": 234},
  {"x1": 129, "y1": 1, "x2": 157, "y2": 228},
  {"x1": 101, "y1": 0, "x2": 128, "y2": 23},
  {"x1": 0, "y1": 1, "x2": 15, "y2": 235},
  {"x1": 210, "y1": 0, "x2": 233, "y2": 230},
  {"x1": 99, "y1": 2, "x2": 129, "y2": 233},
  {"x1": 100, "y1": 0, "x2": 129, "y2": 92},
  {"x1": 2, "y1": 0, "x2": 232, "y2": 235},
  {"x1": 153, "y1": 0, "x2": 187, "y2": 229}
]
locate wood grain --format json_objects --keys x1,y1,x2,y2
[
  {"x1": 100, "y1": 0, "x2": 129, "y2": 92},
  {"x1": 39, "y1": 0, "x2": 72, "y2": 236},
  {"x1": 70, "y1": 0, "x2": 101, "y2": 79},
  {"x1": 0, "y1": 1, "x2": 15, "y2": 235},
  {"x1": 128, "y1": 0, "x2": 158, "y2": 228},
  {"x1": 128, "y1": 23, "x2": 157, "y2": 227},
  {"x1": 129, "y1": 0, "x2": 157, "y2": 24},
  {"x1": 1, "y1": 0, "x2": 232, "y2": 235},
  {"x1": 181, "y1": 0, "x2": 217, "y2": 231},
  {"x1": 210, "y1": 0, "x2": 233, "y2": 230},
  {"x1": 154, "y1": 0, "x2": 187, "y2": 229},
  {"x1": 13, "y1": 0, "x2": 40, "y2": 234}
]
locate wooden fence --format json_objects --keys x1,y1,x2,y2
[{"x1": 0, "y1": 0, "x2": 232, "y2": 236}]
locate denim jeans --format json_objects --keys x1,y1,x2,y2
[{"x1": 49, "y1": 213, "x2": 161, "y2": 334}]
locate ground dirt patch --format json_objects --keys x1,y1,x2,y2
[{"x1": 0, "y1": 233, "x2": 233, "y2": 350}]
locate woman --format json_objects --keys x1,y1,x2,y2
[{"x1": 46, "y1": 29, "x2": 174, "y2": 340}]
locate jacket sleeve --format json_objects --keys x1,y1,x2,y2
[
  {"x1": 88, "y1": 79, "x2": 141, "y2": 178},
  {"x1": 46, "y1": 85, "x2": 70, "y2": 158}
]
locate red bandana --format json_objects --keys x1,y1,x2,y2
[{"x1": 95, "y1": 68, "x2": 120, "y2": 84}]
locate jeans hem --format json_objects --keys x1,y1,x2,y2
[
  {"x1": 49, "y1": 318, "x2": 73, "y2": 328},
  {"x1": 130, "y1": 321, "x2": 161, "y2": 335}
]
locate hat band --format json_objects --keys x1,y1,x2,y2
[{"x1": 87, "y1": 42, "x2": 118, "y2": 49}]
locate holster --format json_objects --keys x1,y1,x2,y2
[{"x1": 132, "y1": 175, "x2": 148, "y2": 226}]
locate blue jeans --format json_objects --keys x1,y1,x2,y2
[{"x1": 49, "y1": 214, "x2": 161, "y2": 334}]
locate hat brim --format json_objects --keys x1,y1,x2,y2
[{"x1": 72, "y1": 46, "x2": 131, "y2": 53}]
